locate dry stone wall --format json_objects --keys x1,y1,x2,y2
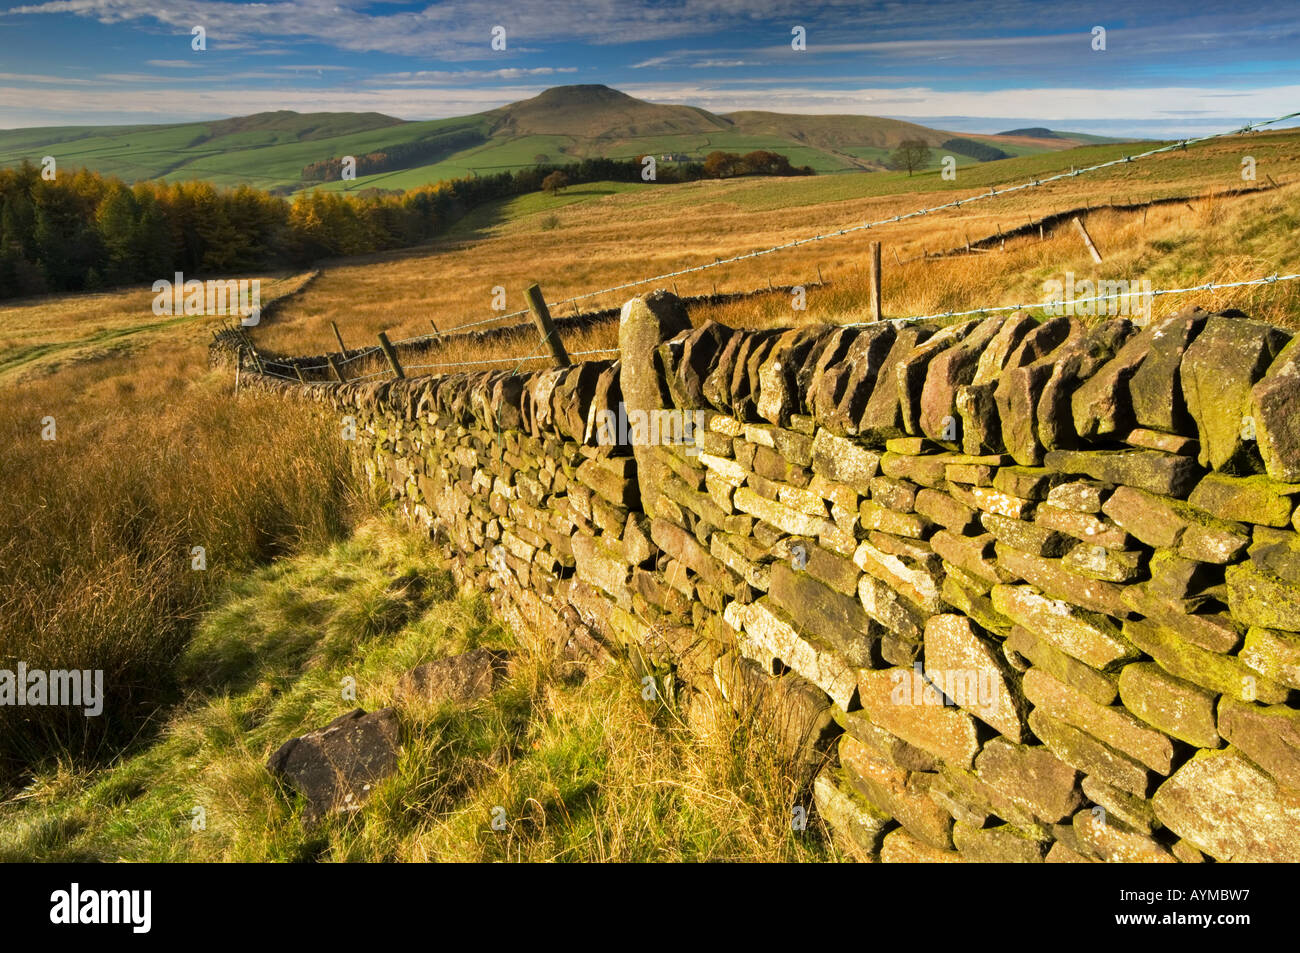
[{"x1": 231, "y1": 292, "x2": 1300, "y2": 863}]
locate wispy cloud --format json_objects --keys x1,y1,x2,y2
[
  {"x1": 691, "y1": 60, "x2": 755, "y2": 69},
  {"x1": 0, "y1": 70, "x2": 97, "y2": 85},
  {"x1": 2, "y1": 0, "x2": 802, "y2": 58},
  {"x1": 272, "y1": 64, "x2": 354, "y2": 72},
  {"x1": 364, "y1": 67, "x2": 579, "y2": 87}
]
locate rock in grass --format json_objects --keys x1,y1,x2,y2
[
  {"x1": 267, "y1": 707, "x2": 401, "y2": 823},
  {"x1": 395, "y1": 647, "x2": 511, "y2": 707}
]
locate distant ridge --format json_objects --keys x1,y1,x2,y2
[
  {"x1": 0, "y1": 84, "x2": 1133, "y2": 193},
  {"x1": 997, "y1": 126, "x2": 1060, "y2": 138}
]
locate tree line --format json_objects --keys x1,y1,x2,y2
[{"x1": 0, "y1": 150, "x2": 812, "y2": 300}]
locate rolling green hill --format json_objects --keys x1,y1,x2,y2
[{"x1": 0, "y1": 84, "x2": 1131, "y2": 194}]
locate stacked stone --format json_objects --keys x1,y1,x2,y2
[
  {"x1": 600, "y1": 295, "x2": 778, "y2": 736},
  {"x1": 651, "y1": 305, "x2": 1300, "y2": 863},
  {"x1": 238, "y1": 295, "x2": 1300, "y2": 863}
]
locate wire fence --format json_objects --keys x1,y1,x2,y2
[
  {"x1": 848, "y1": 272, "x2": 1300, "y2": 328},
  {"x1": 238, "y1": 108, "x2": 1300, "y2": 384},
  {"x1": 247, "y1": 272, "x2": 1300, "y2": 386},
  {"x1": 430, "y1": 109, "x2": 1300, "y2": 338}
]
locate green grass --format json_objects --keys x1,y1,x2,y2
[
  {"x1": 0, "y1": 517, "x2": 840, "y2": 862},
  {"x1": 443, "y1": 182, "x2": 648, "y2": 236},
  {"x1": 0, "y1": 113, "x2": 490, "y2": 191},
  {"x1": 1, "y1": 90, "x2": 1097, "y2": 194}
]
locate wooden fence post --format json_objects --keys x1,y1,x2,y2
[
  {"x1": 377, "y1": 331, "x2": 405, "y2": 379},
  {"x1": 525, "y1": 283, "x2": 571, "y2": 367},
  {"x1": 327, "y1": 355, "x2": 345, "y2": 383},
  {"x1": 293, "y1": 363, "x2": 306, "y2": 384},
  {"x1": 1073, "y1": 216, "x2": 1104, "y2": 264},
  {"x1": 870, "y1": 241, "x2": 883, "y2": 322},
  {"x1": 331, "y1": 320, "x2": 349, "y2": 356},
  {"x1": 243, "y1": 335, "x2": 263, "y2": 374}
]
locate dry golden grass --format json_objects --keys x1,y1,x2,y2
[
  {"x1": 246, "y1": 129, "x2": 1300, "y2": 369},
  {"x1": 0, "y1": 270, "x2": 315, "y2": 385},
  {"x1": 0, "y1": 317, "x2": 360, "y2": 786},
  {"x1": 301, "y1": 174, "x2": 1300, "y2": 381}
]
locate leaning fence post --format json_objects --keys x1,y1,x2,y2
[
  {"x1": 870, "y1": 241, "x2": 883, "y2": 322},
  {"x1": 1074, "y1": 216, "x2": 1104, "y2": 264},
  {"x1": 376, "y1": 331, "x2": 405, "y2": 379},
  {"x1": 331, "y1": 320, "x2": 349, "y2": 356},
  {"x1": 244, "y1": 337, "x2": 263, "y2": 375},
  {"x1": 327, "y1": 355, "x2": 345, "y2": 383},
  {"x1": 525, "y1": 283, "x2": 571, "y2": 367},
  {"x1": 293, "y1": 363, "x2": 306, "y2": 384}
]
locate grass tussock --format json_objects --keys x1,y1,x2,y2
[{"x1": 0, "y1": 518, "x2": 840, "y2": 863}]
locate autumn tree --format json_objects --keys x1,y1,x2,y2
[
  {"x1": 542, "y1": 171, "x2": 569, "y2": 195},
  {"x1": 889, "y1": 139, "x2": 932, "y2": 176},
  {"x1": 702, "y1": 151, "x2": 741, "y2": 178}
]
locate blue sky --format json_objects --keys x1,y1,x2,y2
[{"x1": 0, "y1": 0, "x2": 1297, "y2": 134}]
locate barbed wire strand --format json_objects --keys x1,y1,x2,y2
[
  {"x1": 245, "y1": 111, "x2": 1299, "y2": 381},
  {"x1": 845, "y1": 272, "x2": 1300, "y2": 328},
  {"x1": 255, "y1": 274, "x2": 1299, "y2": 381},
  {"x1": 430, "y1": 109, "x2": 1300, "y2": 338}
]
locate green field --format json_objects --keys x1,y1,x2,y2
[{"x1": 0, "y1": 85, "x2": 1119, "y2": 196}]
